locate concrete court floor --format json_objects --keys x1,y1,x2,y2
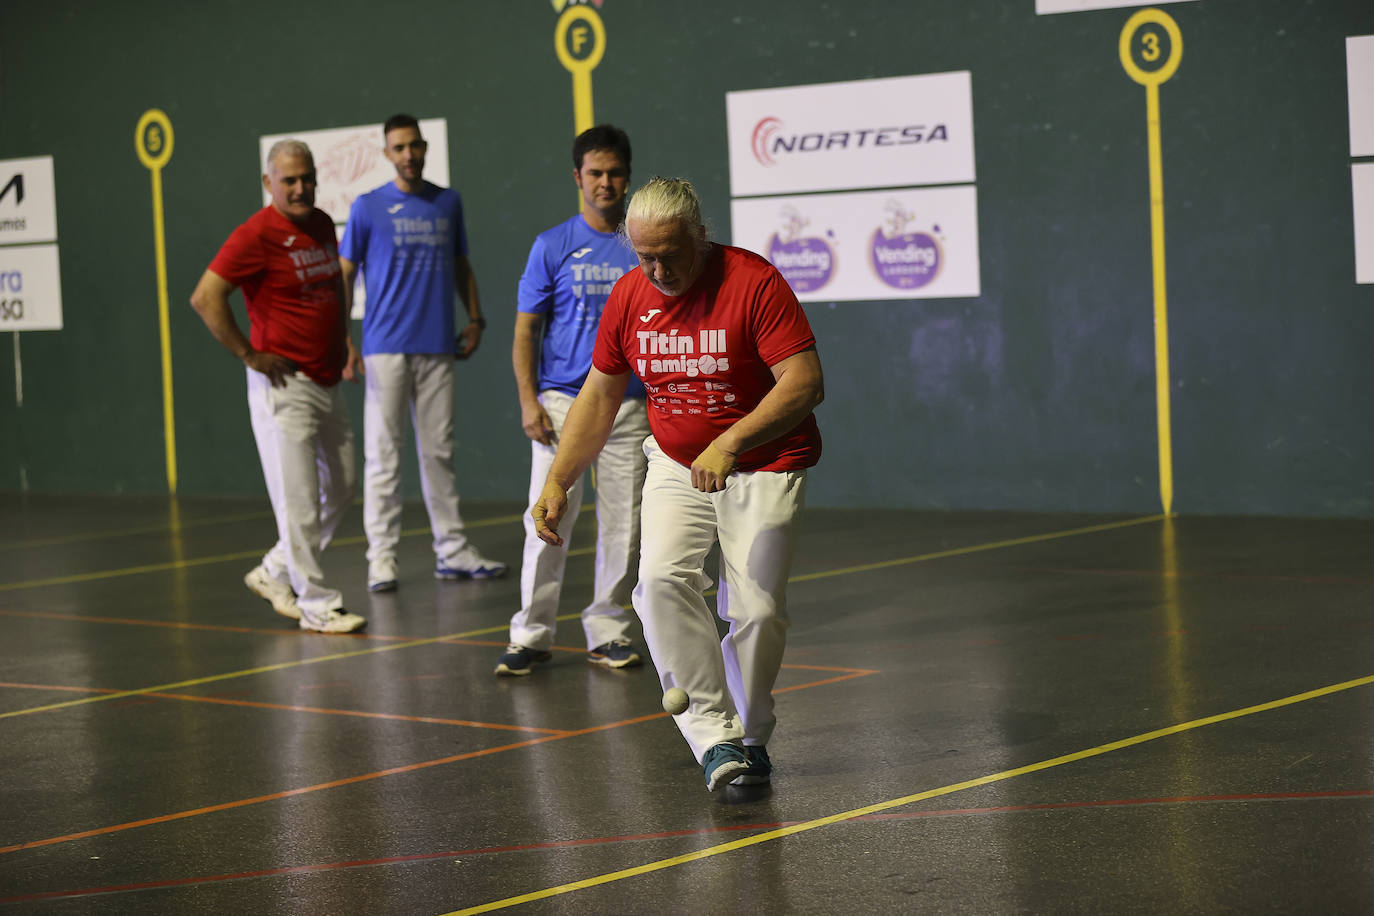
[{"x1": 0, "y1": 492, "x2": 1371, "y2": 914}]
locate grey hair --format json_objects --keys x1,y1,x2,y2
[
  {"x1": 619, "y1": 176, "x2": 710, "y2": 251},
  {"x1": 625, "y1": 177, "x2": 703, "y2": 232},
  {"x1": 265, "y1": 139, "x2": 313, "y2": 173}
]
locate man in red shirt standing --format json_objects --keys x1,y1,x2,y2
[
  {"x1": 190, "y1": 139, "x2": 366, "y2": 634},
  {"x1": 532, "y1": 177, "x2": 824, "y2": 791}
]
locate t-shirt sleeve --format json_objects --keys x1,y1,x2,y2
[
  {"x1": 752, "y1": 269, "x2": 816, "y2": 366},
  {"x1": 515, "y1": 236, "x2": 554, "y2": 314},
  {"x1": 337, "y1": 196, "x2": 368, "y2": 263},
  {"x1": 451, "y1": 192, "x2": 470, "y2": 258},
  {"x1": 208, "y1": 221, "x2": 265, "y2": 288},
  {"x1": 591, "y1": 280, "x2": 631, "y2": 375}
]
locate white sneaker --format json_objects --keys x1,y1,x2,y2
[
  {"x1": 367, "y1": 559, "x2": 398, "y2": 593},
  {"x1": 244, "y1": 565, "x2": 301, "y2": 620},
  {"x1": 299, "y1": 607, "x2": 367, "y2": 634}
]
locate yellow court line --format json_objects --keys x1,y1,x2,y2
[
  {"x1": 0, "y1": 516, "x2": 1161, "y2": 719},
  {"x1": 788, "y1": 514, "x2": 1166, "y2": 583},
  {"x1": 0, "y1": 510, "x2": 272, "y2": 552},
  {"x1": 446, "y1": 671, "x2": 1374, "y2": 915},
  {"x1": 0, "y1": 512, "x2": 527, "y2": 593}
]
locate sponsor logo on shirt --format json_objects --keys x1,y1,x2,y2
[
  {"x1": 571, "y1": 247, "x2": 593, "y2": 259},
  {"x1": 283, "y1": 235, "x2": 296, "y2": 247},
  {"x1": 639, "y1": 308, "x2": 662, "y2": 323},
  {"x1": 387, "y1": 203, "x2": 405, "y2": 214},
  {"x1": 636, "y1": 328, "x2": 731, "y2": 378}
]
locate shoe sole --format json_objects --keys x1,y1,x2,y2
[
  {"x1": 730, "y1": 771, "x2": 771, "y2": 786},
  {"x1": 706, "y1": 759, "x2": 751, "y2": 792},
  {"x1": 436, "y1": 568, "x2": 508, "y2": 581},
  {"x1": 587, "y1": 654, "x2": 642, "y2": 669},
  {"x1": 368, "y1": 580, "x2": 398, "y2": 593}
]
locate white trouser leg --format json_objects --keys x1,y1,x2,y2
[
  {"x1": 582, "y1": 397, "x2": 650, "y2": 648},
  {"x1": 247, "y1": 369, "x2": 350, "y2": 617},
  {"x1": 512, "y1": 390, "x2": 585, "y2": 651},
  {"x1": 634, "y1": 439, "x2": 741, "y2": 763},
  {"x1": 362, "y1": 354, "x2": 410, "y2": 568},
  {"x1": 715, "y1": 466, "x2": 806, "y2": 749},
  {"x1": 409, "y1": 354, "x2": 471, "y2": 564}
]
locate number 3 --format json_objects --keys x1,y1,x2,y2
[{"x1": 1141, "y1": 31, "x2": 1161, "y2": 61}]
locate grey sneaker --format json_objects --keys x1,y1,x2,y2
[
  {"x1": 702, "y1": 743, "x2": 750, "y2": 792},
  {"x1": 299, "y1": 607, "x2": 366, "y2": 634},
  {"x1": 587, "y1": 638, "x2": 642, "y2": 669},
  {"x1": 244, "y1": 565, "x2": 300, "y2": 620}
]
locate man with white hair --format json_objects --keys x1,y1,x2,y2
[
  {"x1": 531, "y1": 177, "x2": 824, "y2": 791},
  {"x1": 190, "y1": 139, "x2": 365, "y2": 634}
]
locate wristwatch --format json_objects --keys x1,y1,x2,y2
[{"x1": 468, "y1": 315, "x2": 487, "y2": 330}]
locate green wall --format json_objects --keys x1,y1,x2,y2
[{"x1": 2, "y1": 0, "x2": 1371, "y2": 516}]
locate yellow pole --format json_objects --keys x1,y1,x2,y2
[{"x1": 136, "y1": 109, "x2": 177, "y2": 494}]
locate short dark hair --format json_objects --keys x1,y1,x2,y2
[
  {"x1": 383, "y1": 113, "x2": 420, "y2": 136},
  {"x1": 572, "y1": 124, "x2": 631, "y2": 172}
]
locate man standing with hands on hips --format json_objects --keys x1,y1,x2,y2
[
  {"x1": 497, "y1": 124, "x2": 651, "y2": 677},
  {"x1": 339, "y1": 114, "x2": 506, "y2": 593},
  {"x1": 190, "y1": 139, "x2": 365, "y2": 634},
  {"x1": 532, "y1": 177, "x2": 824, "y2": 792}
]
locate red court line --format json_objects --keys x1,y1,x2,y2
[
  {"x1": 7, "y1": 788, "x2": 1370, "y2": 904},
  {"x1": 1015, "y1": 566, "x2": 1374, "y2": 586},
  {"x1": 0, "y1": 672, "x2": 875, "y2": 856},
  {"x1": 0, "y1": 682, "x2": 566, "y2": 735},
  {"x1": 0, "y1": 608, "x2": 413, "y2": 641}
]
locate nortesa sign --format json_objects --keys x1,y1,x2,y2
[{"x1": 727, "y1": 72, "x2": 976, "y2": 197}]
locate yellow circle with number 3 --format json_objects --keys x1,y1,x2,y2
[{"x1": 1120, "y1": 8, "x2": 1183, "y2": 87}]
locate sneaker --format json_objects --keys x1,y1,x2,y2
[
  {"x1": 299, "y1": 607, "x2": 367, "y2": 634},
  {"x1": 494, "y1": 644, "x2": 553, "y2": 676},
  {"x1": 730, "y1": 745, "x2": 772, "y2": 786},
  {"x1": 367, "y1": 560, "x2": 398, "y2": 593},
  {"x1": 435, "y1": 554, "x2": 508, "y2": 581},
  {"x1": 587, "y1": 638, "x2": 642, "y2": 669},
  {"x1": 702, "y1": 743, "x2": 750, "y2": 792},
  {"x1": 244, "y1": 565, "x2": 301, "y2": 620}
]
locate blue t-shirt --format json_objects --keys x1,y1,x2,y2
[
  {"x1": 339, "y1": 181, "x2": 469, "y2": 355},
  {"x1": 517, "y1": 214, "x2": 644, "y2": 397}
]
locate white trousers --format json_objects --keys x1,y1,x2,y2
[
  {"x1": 511, "y1": 390, "x2": 650, "y2": 651},
  {"x1": 362, "y1": 353, "x2": 471, "y2": 567},
  {"x1": 246, "y1": 369, "x2": 355, "y2": 617},
  {"x1": 634, "y1": 437, "x2": 808, "y2": 763}
]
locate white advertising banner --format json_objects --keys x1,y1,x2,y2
[
  {"x1": 1036, "y1": 0, "x2": 1197, "y2": 14},
  {"x1": 1354, "y1": 163, "x2": 1374, "y2": 285},
  {"x1": 1348, "y1": 36, "x2": 1374, "y2": 158},
  {"x1": 726, "y1": 72, "x2": 975, "y2": 198},
  {"x1": 0, "y1": 155, "x2": 62, "y2": 331},
  {"x1": 258, "y1": 118, "x2": 450, "y2": 225},
  {"x1": 0, "y1": 244, "x2": 64, "y2": 330},
  {"x1": 0, "y1": 156, "x2": 58, "y2": 245},
  {"x1": 731, "y1": 185, "x2": 980, "y2": 302}
]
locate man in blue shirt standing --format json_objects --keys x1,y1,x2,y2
[
  {"x1": 340, "y1": 114, "x2": 506, "y2": 593},
  {"x1": 496, "y1": 125, "x2": 650, "y2": 676}
]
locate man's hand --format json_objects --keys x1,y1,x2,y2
[
  {"x1": 690, "y1": 440, "x2": 737, "y2": 492},
  {"x1": 521, "y1": 401, "x2": 556, "y2": 446},
  {"x1": 244, "y1": 350, "x2": 296, "y2": 388},
  {"x1": 342, "y1": 339, "x2": 365, "y2": 383},
  {"x1": 532, "y1": 480, "x2": 569, "y2": 546},
  {"x1": 455, "y1": 322, "x2": 482, "y2": 360}
]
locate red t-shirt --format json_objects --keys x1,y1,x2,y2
[
  {"x1": 593, "y1": 245, "x2": 822, "y2": 472},
  {"x1": 208, "y1": 206, "x2": 346, "y2": 386}
]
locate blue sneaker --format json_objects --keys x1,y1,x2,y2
[
  {"x1": 587, "y1": 639, "x2": 642, "y2": 669},
  {"x1": 731, "y1": 745, "x2": 772, "y2": 786},
  {"x1": 435, "y1": 554, "x2": 508, "y2": 581},
  {"x1": 494, "y1": 644, "x2": 553, "y2": 677},
  {"x1": 702, "y1": 743, "x2": 750, "y2": 791}
]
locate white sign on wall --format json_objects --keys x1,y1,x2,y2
[
  {"x1": 732, "y1": 186, "x2": 980, "y2": 302},
  {"x1": 1354, "y1": 163, "x2": 1374, "y2": 285},
  {"x1": 0, "y1": 155, "x2": 62, "y2": 331},
  {"x1": 1348, "y1": 35, "x2": 1374, "y2": 158},
  {"x1": 726, "y1": 72, "x2": 976, "y2": 198},
  {"x1": 258, "y1": 118, "x2": 450, "y2": 226},
  {"x1": 1035, "y1": 0, "x2": 1197, "y2": 14}
]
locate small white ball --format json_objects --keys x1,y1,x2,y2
[{"x1": 662, "y1": 687, "x2": 690, "y2": 715}]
